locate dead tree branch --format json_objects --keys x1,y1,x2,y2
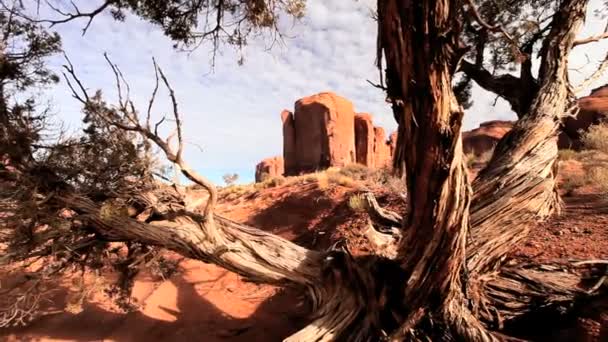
[
  {"x1": 62, "y1": 53, "x2": 218, "y2": 220},
  {"x1": 41, "y1": 0, "x2": 112, "y2": 35}
]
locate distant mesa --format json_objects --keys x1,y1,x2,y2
[
  {"x1": 255, "y1": 92, "x2": 396, "y2": 182},
  {"x1": 462, "y1": 120, "x2": 514, "y2": 156},
  {"x1": 462, "y1": 84, "x2": 608, "y2": 156}
]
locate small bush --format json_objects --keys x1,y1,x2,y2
[
  {"x1": 582, "y1": 122, "x2": 608, "y2": 153},
  {"x1": 315, "y1": 172, "x2": 335, "y2": 189},
  {"x1": 589, "y1": 166, "x2": 608, "y2": 194},
  {"x1": 254, "y1": 175, "x2": 286, "y2": 190},
  {"x1": 326, "y1": 172, "x2": 357, "y2": 187},
  {"x1": 339, "y1": 164, "x2": 371, "y2": 180},
  {"x1": 558, "y1": 149, "x2": 578, "y2": 161},
  {"x1": 561, "y1": 174, "x2": 587, "y2": 196},
  {"x1": 348, "y1": 194, "x2": 367, "y2": 212}
]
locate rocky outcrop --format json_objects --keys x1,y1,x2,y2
[
  {"x1": 256, "y1": 85, "x2": 608, "y2": 182},
  {"x1": 462, "y1": 120, "x2": 514, "y2": 156},
  {"x1": 560, "y1": 85, "x2": 608, "y2": 149},
  {"x1": 373, "y1": 127, "x2": 392, "y2": 168},
  {"x1": 281, "y1": 110, "x2": 297, "y2": 176},
  {"x1": 354, "y1": 113, "x2": 375, "y2": 167},
  {"x1": 255, "y1": 92, "x2": 397, "y2": 181},
  {"x1": 354, "y1": 113, "x2": 395, "y2": 169},
  {"x1": 255, "y1": 156, "x2": 284, "y2": 182},
  {"x1": 291, "y1": 92, "x2": 356, "y2": 174}
]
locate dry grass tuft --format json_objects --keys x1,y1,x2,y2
[
  {"x1": 348, "y1": 194, "x2": 367, "y2": 212},
  {"x1": 582, "y1": 122, "x2": 608, "y2": 153},
  {"x1": 465, "y1": 147, "x2": 495, "y2": 168},
  {"x1": 589, "y1": 166, "x2": 608, "y2": 194},
  {"x1": 558, "y1": 149, "x2": 579, "y2": 161}
]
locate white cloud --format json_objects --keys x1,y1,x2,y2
[{"x1": 36, "y1": 0, "x2": 608, "y2": 183}]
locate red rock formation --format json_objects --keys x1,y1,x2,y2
[
  {"x1": 291, "y1": 92, "x2": 356, "y2": 174},
  {"x1": 281, "y1": 110, "x2": 297, "y2": 175},
  {"x1": 388, "y1": 131, "x2": 397, "y2": 163},
  {"x1": 355, "y1": 113, "x2": 375, "y2": 167},
  {"x1": 373, "y1": 127, "x2": 392, "y2": 168},
  {"x1": 255, "y1": 156, "x2": 284, "y2": 182},
  {"x1": 560, "y1": 85, "x2": 608, "y2": 149},
  {"x1": 255, "y1": 93, "x2": 399, "y2": 181},
  {"x1": 462, "y1": 120, "x2": 514, "y2": 156}
]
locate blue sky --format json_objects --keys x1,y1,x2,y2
[{"x1": 31, "y1": 0, "x2": 608, "y2": 184}]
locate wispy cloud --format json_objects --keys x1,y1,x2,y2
[{"x1": 37, "y1": 0, "x2": 608, "y2": 184}]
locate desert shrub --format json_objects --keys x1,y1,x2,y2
[
  {"x1": 348, "y1": 194, "x2": 367, "y2": 212},
  {"x1": 364, "y1": 166, "x2": 405, "y2": 194},
  {"x1": 558, "y1": 149, "x2": 578, "y2": 161},
  {"x1": 589, "y1": 166, "x2": 608, "y2": 194},
  {"x1": 254, "y1": 175, "x2": 286, "y2": 190},
  {"x1": 581, "y1": 122, "x2": 608, "y2": 153},
  {"x1": 220, "y1": 184, "x2": 252, "y2": 200},
  {"x1": 326, "y1": 171, "x2": 357, "y2": 187},
  {"x1": 561, "y1": 173, "x2": 587, "y2": 196},
  {"x1": 339, "y1": 164, "x2": 372, "y2": 180},
  {"x1": 316, "y1": 173, "x2": 330, "y2": 189}
]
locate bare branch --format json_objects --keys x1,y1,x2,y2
[
  {"x1": 62, "y1": 54, "x2": 218, "y2": 220},
  {"x1": 573, "y1": 21, "x2": 608, "y2": 46},
  {"x1": 43, "y1": 0, "x2": 112, "y2": 35},
  {"x1": 575, "y1": 52, "x2": 608, "y2": 93},
  {"x1": 366, "y1": 79, "x2": 387, "y2": 91},
  {"x1": 146, "y1": 58, "x2": 160, "y2": 129},
  {"x1": 574, "y1": 33, "x2": 608, "y2": 46},
  {"x1": 155, "y1": 65, "x2": 183, "y2": 161},
  {"x1": 61, "y1": 53, "x2": 89, "y2": 104}
]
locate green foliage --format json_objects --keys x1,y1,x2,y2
[
  {"x1": 0, "y1": 10, "x2": 61, "y2": 91},
  {"x1": 37, "y1": 91, "x2": 158, "y2": 195},
  {"x1": 462, "y1": 0, "x2": 559, "y2": 73},
  {"x1": 0, "y1": 8, "x2": 62, "y2": 166},
  {"x1": 38, "y1": 0, "x2": 305, "y2": 59}
]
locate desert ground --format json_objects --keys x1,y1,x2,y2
[{"x1": 2, "y1": 155, "x2": 607, "y2": 341}]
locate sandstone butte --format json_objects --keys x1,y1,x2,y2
[
  {"x1": 256, "y1": 92, "x2": 396, "y2": 182},
  {"x1": 255, "y1": 85, "x2": 608, "y2": 182}
]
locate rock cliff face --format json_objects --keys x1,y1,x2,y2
[
  {"x1": 281, "y1": 110, "x2": 297, "y2": 176},
  {"x1": 354, "y1": 113, "x2": 375, "y2": 167},
  {"x1": 373, "y1": 127, "x2": 393, "y2": 168},
  {"x1": 462, "y1": 120, "x2": 514, "y2": 156},
  {"x1": 255, "y1": 92, "x2": 397, "y2": 181},
  {"x1": 255, "y1": 156, "x2": 284, "y2": 182},
  {"x1": 290, "y1": 92, "x2": 356, "y2": 174}
]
